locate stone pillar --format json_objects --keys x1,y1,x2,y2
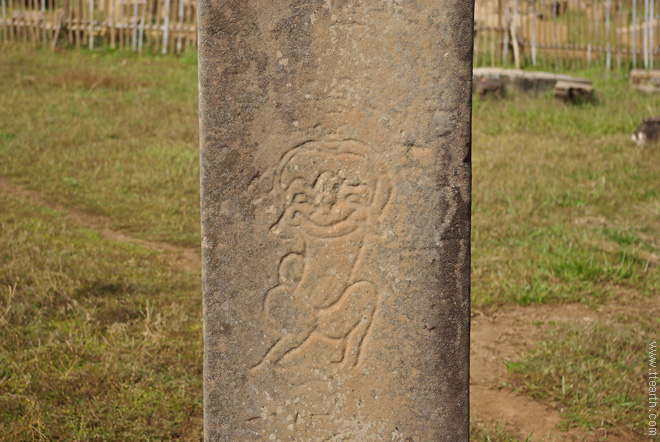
[{"x1": 198, "y1": 1, "x2": 473, "y2": 440}]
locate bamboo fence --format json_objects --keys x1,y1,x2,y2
[
  {"x1": 0, "y1": 0, "x2": 196, "y2": 53},
  {"x1": 1, "y1": 0, "x2": 659, "y2": 68},
  {"x1": 474, "y1": 0, "x2": 660, "y2": 70}
]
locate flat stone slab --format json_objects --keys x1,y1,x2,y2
[
  {"x1": 198, "y1": 2, "x2": 473, "y2": 441},
  {"x1": 473, "y1": 67, "x2": 592, "y2": 94},
  {"x1": 554, "y1": 80, "x2": 594, "y2": 103},
  {"x1": 630, "y1": 69, "x2": 660, "y2": 93}
]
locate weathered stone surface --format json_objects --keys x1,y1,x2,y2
[{"x1": 198, "y1": 1, "x2": 473, "y2": 440}]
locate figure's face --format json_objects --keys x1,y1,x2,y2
[
  {"x1": 285, "y1": 170, "x2": 370, "y2": 228},
  {"x1": 270, "y1": 141, "x2": 391, "y2": 240}
]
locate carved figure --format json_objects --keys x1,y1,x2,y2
[{"x1": 252, "y1": 140, "x2": 392, "y2": 370}]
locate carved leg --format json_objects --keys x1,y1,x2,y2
[
  {"x1": 317, "y1": 281, "x2": 377, "y2": 367},
  {"x1": 252, "y1": 324, "x2": 316, "y2": 370},
  {"x1": 341, "y1": 310, "x2": 374, "y2": 368}
]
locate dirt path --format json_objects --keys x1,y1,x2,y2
[
  {"x1": 0, "y1": 177, "x2": 201, "y2": 272},
  {"x1": 471, "y1": 296, "x2": 658, "y2": 442},
  {"x1": 1, "y1": 176, "x2": 651, "y2": 441}
]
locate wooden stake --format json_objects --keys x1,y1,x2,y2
[
  {"x1": 633, "y1": 0, "x2": 637, "y2": 67},
  {"x1": 616, "y1": 0, "x2": 621, "y2": 69},
  {"x1": 161, "y1": 0, "x2": 169, "y2": 54},
  {"x1": 498, "y1": 0, "x2": 503, "y2": 63},
  {"x1": 118, "y1": 0, "x2": 124, "y2": 49},
  {"x1": 40, "y1": 0, "x2": 46, "y2": 45},
  {"x1": 154, "y1": 0, "x2": 162, "y2": 52},
  {"x1": 102, "y1": 0, "x2": 108, "y2": 45},
  {"x1": 564, "y1": 0, "x2": 569, "y2": 69},
  {"x1": 645, "y1": 0, "x2": 649, "y2": 68},
  {"x1": 606, "y1": 0, "x2": 611, "y2": 69},
  {"x1": 66, "y1": 0, "x2": 73, "y2": 44},
  {"x1": 511, "y1": 18, "x2": 521, "y2": 68},
  {"x1": 1, "y1": 0, "x2": 7, "y2": 43},
  {"x1": 30, "y1": 0, "x2": 37, "y2": 44},
  {"x1": 138, "y1": 0, "x2": 145, "y2": 52},
  {"x1": 18, "y1": 0, "x2": 24, "y2": 43},
  {"x1": 131, "y1": 0, "x2": 137, "y2": 50},
  {"x1": 51, "y1": 12, "x2": 61, "y2": 50},
  {"x1": 553, "y1": 0, "x2": 559, "y2": 70},
  {"x1": 176, "y1": 0, "x2": 182, "y2": 53},
  {"x1": 513, "y1": 0, "x2": 519, "y2": 67},
  {"x1": 75, "y1": 0, "x2": 80, "y2": 48},
  {"x1": 649, "y1": 0, "x2": 655, "y2": 69},
  {"x1": 109, "y1": 0, "x2": 115, "y2": 48},
  {"x1": 89, "y1": 0, "x2": 94, "y2": 49},
  {"x1": 168, "y1": 0, "x2": 174, "y2": 53},
  {"x1": 7, "y1": 0, "x2": 13, "y2": 41}
]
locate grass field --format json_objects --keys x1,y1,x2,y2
[{"x1": 0, "y1": 46, "x2": 658, "y2": 441}]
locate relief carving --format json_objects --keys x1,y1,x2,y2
[{"x1": 251, "y1": 140, "x2": 392, "y2": 371}]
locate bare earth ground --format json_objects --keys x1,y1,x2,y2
[
  {"x1": 1, "y1": 176, "x2": 652, "y2": 441},
  {"x1": 471, "y1": 297, "x2": 658, "y2": 442}
]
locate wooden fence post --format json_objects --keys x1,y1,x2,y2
[
  {"x1": 138, "y1": 0, "x2": 145, "y2": 52},
  {"x1": 40, "y1": 0, "x2": 46, "y2": 45},
  {"x1": 553, "y1": 0, "x2": 559, "y2": 69},
  {"x1": 606, "y1": 0, "x2": 611, "y2": 70},
  {"x1": 633, "y1": 0, "x2": 637, "y2": 67},
  {"x1": 89, "y1": 0, "x2": 94, "y2": 49},
  {"x1": 498, "y1": 0, "x2": 503, "y2": 64},
  {"x1": 1, "y1": 0, "x2": 6, "y2": 43},
  {"x1": 131, "y1": 0, "x2": 137, "y2": 50},
  {"x1": 645, "y1": 0, "x2": 649, "y2": 68},
  {"x1": 176, "y1": 0, "x2": 182, "y2": 53},
  {"x1": 651, "y1": 0, "x2": 654, "y2": 68},
  {"x1": 503, "y1": 5, "x2": 510, "y2": 64},
  {"x1": 532, "y1": 0, "x2": 537, "y2": 65},
  {"x1": 161, "y1": 0, "x2": 170, "y2": 54}
]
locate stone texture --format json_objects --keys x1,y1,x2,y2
[{"x1": 198, "y1": 1, "x2": 473, "y2": 440}]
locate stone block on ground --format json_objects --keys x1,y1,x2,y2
[
  {"x1": 553, "y1": 80, "x2": 594, "y2": 103},
  {"x1": 474, "y1": 77, "x2": 506, "y2": 99},
  {"x1": 630, "y1": 69, "x2": 660, "y2": 94},
  {"x1": 473, "y1": 67, "x2": 592, "y2": 96}
]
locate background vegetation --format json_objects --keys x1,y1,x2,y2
[{"x1": 0, "y1": 46, "x2": 658, "y2": 440}]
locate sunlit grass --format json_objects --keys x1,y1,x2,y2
[
  {"x1": 0, "y1": 192, "x2": 203, "y2": 441},
  {"x1": 472, "y1": 78, "x2": 660, "y2": 306},
  {"x1": 506, "y1": 316, "x2": 657, "y2": 436},
  {"x1": 0, "y1": 47, "x2": 200, "y2": 246}
]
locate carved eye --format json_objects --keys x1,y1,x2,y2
[
  {"x1": 346, "y1": 194, "x2": 362, "y2": 204},
  {"x1": 293, "y1": 194, "x2": 308, "y2": 204}
]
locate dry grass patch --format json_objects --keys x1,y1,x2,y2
[
  {"x1": 472, "y1": 75, "x2": 660, "y2": 307},
  {"x1": 0, "y1": 48, "x2": 200, "y2": 246},
  {"x1": 0, "y1": 192, "x2": 202, "y2": 441},
  {"x1": 506, "y1": 312, "x2": 658, "y2": 438}
]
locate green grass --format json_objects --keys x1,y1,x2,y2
[
  {"x1": 0, "y1": 47, "x2": 200, "y2": 246},
  {"x1": 470, "y1": 420, "x2": 527, "y2": 442},
  {"x1": 472, "y1": 75, "x2": 660, "y2": 306},
  {"x1": 0, "y1": 191, "x2": 202, "y2": 441},
  {"x1": 506, "y1": 316, "x2": 657, "y2": 437}
]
